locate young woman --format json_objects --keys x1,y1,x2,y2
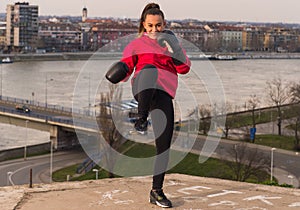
[{"x1": 106, "y1": 3, "x2": 191, "y2": 208}]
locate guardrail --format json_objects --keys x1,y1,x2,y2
[
  {"x1": 0, "y1": 104, "x2": 100, "y2": 131},
  {"x1": 0, "y1": 95, "x2": 97, "y2": 116}
]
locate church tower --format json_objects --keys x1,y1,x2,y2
[{"x1": 82, "y1": 7, "x2": 87, "y2": 22}]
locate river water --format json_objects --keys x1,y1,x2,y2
[{"x1": 1, "y1": 58, "x2": 300, "y2": 150}]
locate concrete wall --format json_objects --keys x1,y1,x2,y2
[{"x1": 0, "y1": 142, "x2": 51, "y2": 161}]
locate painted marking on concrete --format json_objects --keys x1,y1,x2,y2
[
  {"x1": 177, "y1": 186, "x2": 211, "y2": 195},
  {"x1": 165, "y1": 180, "x2": 187, "y2": 186},
  {"x1": 288, "y1": 202, "x2": 300, "y2": 207},
  {"x1": 207, "y1": 190, "x2": 243, "y2": 198},
  {"x1": 208, "y1": 200, "x2": 238, "y2": 206},
  {"x1": 92, "y1": 190, "x2": 134, "y2": 206},
  {"x1": 183, "y1": 208, "x2": 203, "y2": 210},
  {"x1": 182, "y1": 196, "x2": 208, "y2": 203},
  {"x1": 88, "y1": 184, "x2": 299, "y2": 208},
  {"x1": 243, "y1": 195, "x2": 282, "y2": 206}
]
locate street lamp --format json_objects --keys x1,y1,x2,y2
[
  {"x1": 24, "y1": 120, "x2": 29, "y2": 160},
  {"x1": 0, "y1": 61, "x2": 2, "y2": 99},
  {"x1": 32, "y1": 92, "x2": 35, "y2": 105},
  {"x1": 270, "y1": 147, "x2": 276, "y2": 181},
  {"x1": 288, "y1": 175, "x2": 294, "y2": 186},
  {"x1": 50, "y1": 138, "x2": 53, "y2": 183},
  {"x1": 45, "y1": 74, "x2": 53, "y2": 108},
  {"x1": 93, "y1": 169, "x2": 99, "y2": 180},
  {"x1": 7, "y1": 171, "x2": 13, "y2": 186}
]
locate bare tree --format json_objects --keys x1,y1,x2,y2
[
  {"x1": 197, "y1": 104, "x2": 211, "y2": 135},
  {"x1": 290, "y1": 82, "x2": 300, "y2": 103},
  {"x1": 266, "y1": 78, "x2": 291, "y2": 135},
  {"x1": 223, "y1": 103, "x2": 240, "y2": 139},
  {"x1": 221, "y1": 143, "x2": 270, "y2": 182},
  {"x1": 247, "y1": 94, "x2": 261, "y2": 142},
  {"x1": 288, "y1": 82, "x2": 300, "y2": 149},
  {"x1": 97, "y1": 84, "x2": 126, "y2": 178},
  {"x1": 205, "y1": 33, "x2": 222, "y2": 53}
]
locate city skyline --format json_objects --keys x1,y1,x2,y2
[{"x1": 1, "y1": 0, "x2": 300, "y2": 24}]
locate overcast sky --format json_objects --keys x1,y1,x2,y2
[{"x1": 1, "y1": 0, "x2": 300, "y2": 23}]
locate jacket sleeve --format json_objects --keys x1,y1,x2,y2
[
  {"x1": 120, "y1": 42, "x2": 138, "y2": 81},
  {"x1": 174, "y1": 49, "x2": 191, "y2": 74}
]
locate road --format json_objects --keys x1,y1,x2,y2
[
  {"x1": 189, "y1": 134, "x2": 300, "y2": 187},
  {"x1": 1, "y1": 134, "x2": 300, "y2": 188},
  {"x1": 0, "y1": 149, "x2": 87, "y2": 187}
]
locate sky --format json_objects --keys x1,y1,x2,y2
[{"x1": 1, "y1": 0, "x2": 300, "y2": 24}]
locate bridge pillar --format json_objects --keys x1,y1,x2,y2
[
  {"x1": 49, "y1": 125, "x2": 58, "y2": 149},
  {"x1": 58, "y1": 127, "x2": 79, "y2": 149},
  {"x1": 49, "y1": 125, "x2": 79, "y2": 150}
]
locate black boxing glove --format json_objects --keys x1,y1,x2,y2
[
  {"x1": 157, "y1": 30, "x2": 186, "y2": 65},
  {"x1": 105, "y1": 61, "x2": 129, "y2": 84}
]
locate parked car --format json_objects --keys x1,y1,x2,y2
[{"x1": 15, "y1": 105, "x2": 31, "y2": 113}]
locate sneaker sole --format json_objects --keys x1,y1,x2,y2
[
  {"x1": 129, "y1": 130, "x2": 147, "y2": 135},
  {"x1": 149, "y1": 198, "x2": 172, "y2": 208}
]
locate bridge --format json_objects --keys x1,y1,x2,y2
[
  {"x1": 0, "y1": 95, "x2": 139, "y2": 150},
  {"x1": 0, "y1": 95, "x2": 100, "y2": 150}
]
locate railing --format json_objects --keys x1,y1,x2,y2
[
  {"x1": 0, "y1": 95, "x2": 139, "y2": 131},
  {"x1": 0, "y1": 103, "x2": 99, "y2": 131},
  {"x1": 0, "y1": 95, "x2": 97, "y2": 116}
]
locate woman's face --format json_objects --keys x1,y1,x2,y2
[{"x1": 143, "y1": 14, "x2": 165, "y2": 39}]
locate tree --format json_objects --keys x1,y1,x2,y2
[
  {"x1": 197, "y1": 104, "x2": 211, "y2": 135},
  {"x1": 223, "y1": 103, "x2": 240, "y2": 139},
  {"x1": 290, "y1": 82, "x2": 300, "y2": 103},
  {"x1": 266, "y1": 78, "x2": 291, "y2": 135},
  {"x1": 288, "y1": 82, "x2": 300, "y2": 149},
  {"x1": 97, "y1": 84, "x2": 126, "y2": 178},
  {"x1": 221, "y1": 143, "x2": 270, "y2": 182},
  {"x1": 247, "y1": 94, "x2": 261, "y2": 142}
]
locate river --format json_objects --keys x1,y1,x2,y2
[{"x1": 1, "y1": 58, "x2": 300, "y2": 150}]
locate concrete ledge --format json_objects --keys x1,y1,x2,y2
[{"x1": 1, "y1": 173, "x2": 300, "y2": 210}]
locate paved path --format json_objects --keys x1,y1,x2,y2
[{"x1": 2, "y1": 173, "x2": 300, "y2": 210}]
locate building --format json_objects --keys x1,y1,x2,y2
[
  {"x1": 80, "y1": 7, "x2": 90, "y2": 51},
  {"x1": 90, "y1": 21, "x2": 137, "y2": 51},
  {"x1": 6, "y1": 2, "x2": 39, "y2": 52},
  {"x1": 242, "y1": 27, "x2": 266, "y2": 51},
  {"x1": 0, "y1": 21, "x2": 6, "y2": 51},
  {"x1": 38, "y1": 22, "x2": 81, "y2": 52},
  {"x1": 218, "y1": 26, "x2": 243, "y2": 52},
  {"x1": 82, "y1": 7, "x2": 87, "y2": 22}
]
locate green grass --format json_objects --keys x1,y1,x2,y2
[
  {"x1": 52, "y1": 164, "x2": 80, "y2": 182},
  {"x1": 167, "y1": 153, "x2": 232, "y2": 180},
  {"x1": 53, "y1": 141, "x2": 270, "y2": 184},
  {"x1": 52, "y1": 103, "x2": 300, "y2": 187},
  {"x1": 254, "y1": 134, "x2": 296, "y2": 150},
  {"x1": 52, "y1": 164, "x2": 118, "y2": 182}
]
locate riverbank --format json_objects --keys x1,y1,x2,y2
[
  {"x1": 1, "y1": 52, "x2": 300, "y2": 62},
  {"x1": 0, "y1": 52, "x2": 120, "y2": 62}
]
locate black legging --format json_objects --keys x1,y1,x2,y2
[{"x1": 132, "y1": 65, "x2": 174, "y2": 190}]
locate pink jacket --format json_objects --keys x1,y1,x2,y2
[{"x1": 121, "y1": 34, "x2": 191, "y2": 98}]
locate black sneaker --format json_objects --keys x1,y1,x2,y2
[
  {"x1": 134, "y1": 117, "x2": 148, "y2": 135},
  {"x1": 149, "y1": 189, "x2": 172, "y2": 208}
]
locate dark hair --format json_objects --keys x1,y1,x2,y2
[{"x1": 138, "y1": 3, "x2": 165, "y2": 35}]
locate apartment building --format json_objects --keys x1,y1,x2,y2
[
  {"x1": 6, "y1": 2, "x2": 38, "y2": 52},
  {"x1": 218, "y1": 26, "x2": 243, "y2": 52},
  {"x1": 38, "y1": 22, "x2": 81, "y2": 52},
  {"x1": 90, "y1": 22, "x2": 136, "y2": 51},
  {"x1": 0, "y1": 21, "x2": 6, "y2": 48}
]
